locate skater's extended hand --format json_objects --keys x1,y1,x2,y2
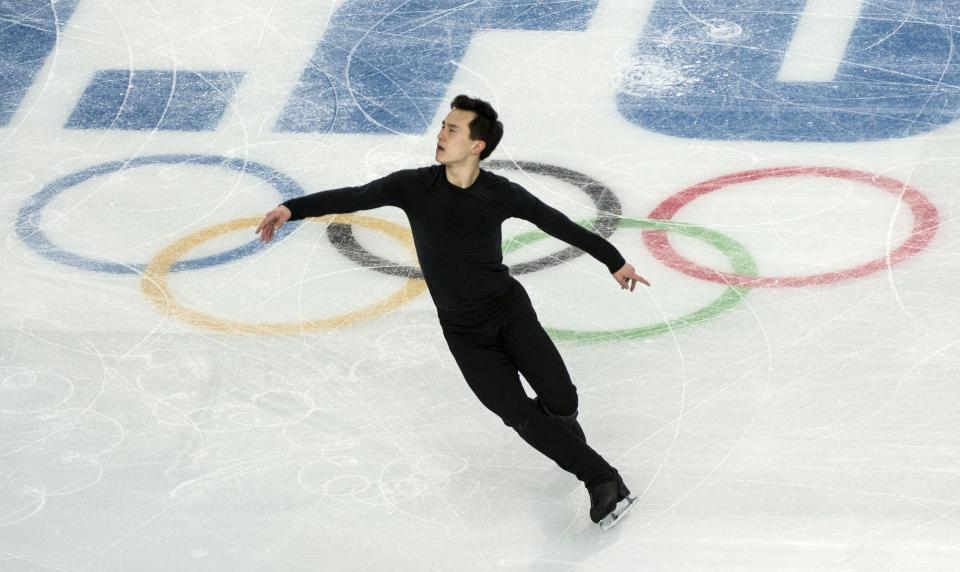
[
  {"x1": 255, "y1": 205, "x2": 292, "y2": 242},
  {"x1": 612, "y1": 263, "x2": 650, "y2": 291}
]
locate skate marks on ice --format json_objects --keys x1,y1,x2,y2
[
  {"x1": 0, "y1": 366, "x2": 121, "y2": 527},
  {"x1": 0, "y1": 324, "x2": 124, "y2": 529},
  {"x1": 146, "y1": 325, "x2": 484, "y2": 530}
]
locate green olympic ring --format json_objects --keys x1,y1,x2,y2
[{"x1": 503, "y1": 218, "x2": 759, "y2": 343}]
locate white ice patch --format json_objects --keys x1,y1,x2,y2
[
  {"x1": 702, "y1": 18, "x2": 744, "y2": 41},
  {"x1": 615, "y1": 56, "x2": 700, "y2": 96}
]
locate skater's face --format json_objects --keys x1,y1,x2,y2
[{"x1": 436, "y1": 109, "x2": 486, "y2": 166}]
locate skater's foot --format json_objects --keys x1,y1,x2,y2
[{"x1": 587, "y1": 468, "x2": 635, "y2": 528}]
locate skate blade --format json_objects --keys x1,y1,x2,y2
[{"x1": 599, "y1": 495, "x2": 637, "y2": 531}]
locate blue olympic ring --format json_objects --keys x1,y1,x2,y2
[{"x1": 16, "y1": 154, "x2": 304, "y2": 274}]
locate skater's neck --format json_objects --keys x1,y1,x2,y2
[{"x1": 443, "y1": 161, "x2": 480, "y2": 189}]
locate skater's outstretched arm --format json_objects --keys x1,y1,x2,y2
[
  {"x1": 510, "y1": 183, "x2": 650, "y2": 291},
  {"x1": 255, "y1": 169, "x2": 415, "y2": 243}
]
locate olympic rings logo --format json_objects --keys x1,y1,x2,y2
[{"x1": 16, "y1": 156, "x2": 940, "y2": 341}]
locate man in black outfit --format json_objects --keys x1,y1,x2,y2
[{"x1": 256, "y1": 95, "x2": 650, "y2": 526}]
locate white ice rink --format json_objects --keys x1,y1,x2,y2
[{"x1": 2, "y1": 1, "x2": 960, "y2": 570}]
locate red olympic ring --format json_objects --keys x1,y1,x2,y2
[{"x1": 643, "y1": 166, "x2": 940, "y2": 288}]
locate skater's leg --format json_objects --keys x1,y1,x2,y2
[
  {"x1": 501, "y1": 292, "x2": 616, "y2": 483},
  {"x1": 440, "y1": 320, "x2": 608, "y2": 483},
  {"x1": 501, "y1": 300, "x2": 578, "y2": 418},
  {"x1": 501, "y1": 293, "x2": 580, "y2": 416}
]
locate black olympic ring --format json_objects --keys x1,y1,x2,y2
[{"x1": 324, "y1": 160, "x2": 623, "y2": 279}]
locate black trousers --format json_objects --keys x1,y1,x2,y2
[{"x1": 438, "y1": 282, "x2": 613, "y2": 485}]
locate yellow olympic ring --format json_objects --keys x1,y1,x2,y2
[{"x1": 141, "y1": 215, "x2": 426, "y2": 335}]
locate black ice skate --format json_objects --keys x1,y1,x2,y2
[{"x1": 587, "y1": 469, "x2": 637, "y2": 531}]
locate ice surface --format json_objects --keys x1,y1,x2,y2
[{"x1": 2, "y1": 0, "x2": 960, "y2": 570}]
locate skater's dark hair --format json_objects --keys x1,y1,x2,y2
[{"x1": 450, "y1": 94, "x2": 503, "y2": 160}]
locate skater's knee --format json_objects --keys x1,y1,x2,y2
[
  {"x1": 499, "y1": 399, "x2": 539, "y2": 434},
  {"x1": 533, "y1": 389, "x2": 578, "y2": 417},
  {"x1": 511, "y1": 417, "x2": 532, "y2": 437},
  {"x1": 535, "y1": 397, "x2": 578, "y2": 422},
  {"x1": 535, "y1": 397, "x2": 586, "y2": 441}
]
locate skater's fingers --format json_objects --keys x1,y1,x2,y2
[
  {"x1": 255, "y1": 217, "x2": 273, "y2": 240},
  {"x1": 626, "y1": 268, "x2": 650, "y2": 288},
  {"x1": 257, "y1": 221, "x2": 273, "y2": 242}
]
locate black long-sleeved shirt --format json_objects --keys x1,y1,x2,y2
[{"x1": 282, "y1": 165, "x2": 625, "y2": 315}]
